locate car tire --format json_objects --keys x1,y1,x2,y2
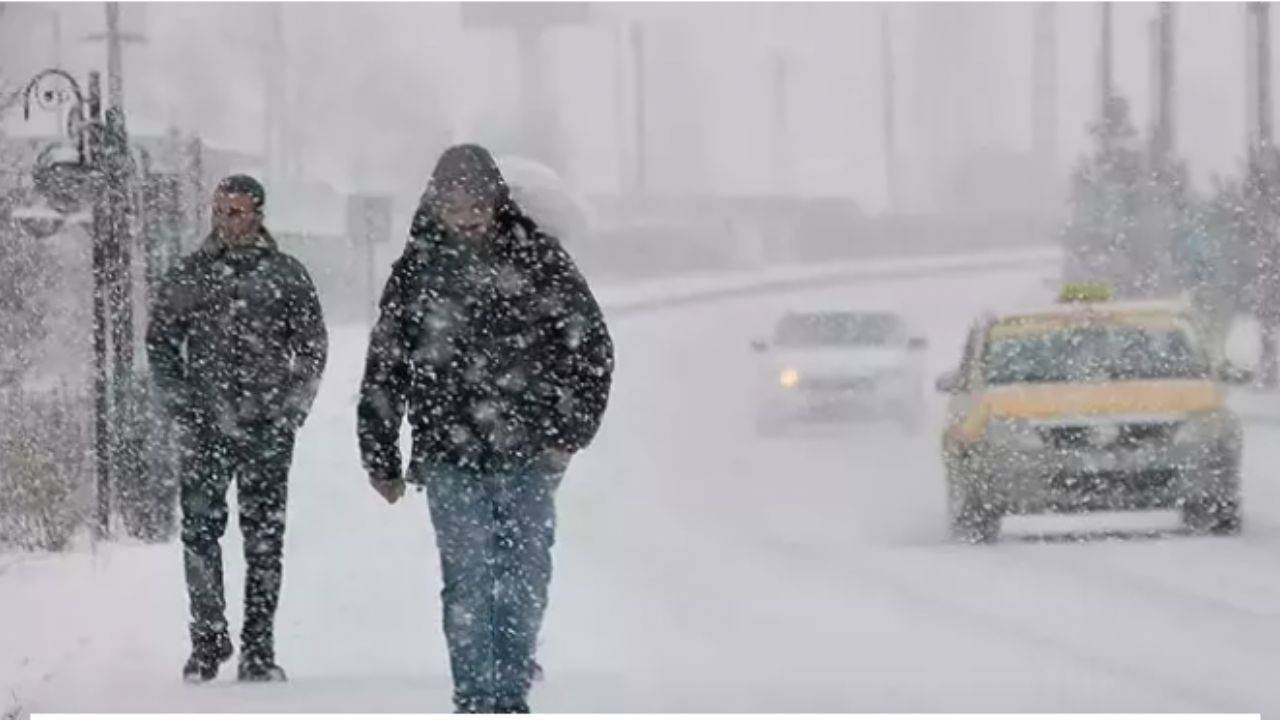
[
  {"x1": 1182, "y1": 495, "x2": 1242, "y2": 536},
  {"x1": 1181, "y1": 451, "x2": 1242, "y2": 536},
  {"x1": 947, "y1": 459, "x2": 1001, "y2": 543}
]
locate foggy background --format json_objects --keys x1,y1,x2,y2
[{"x1": 1, "y1": 2, "x2": 1259, "y2": 217}]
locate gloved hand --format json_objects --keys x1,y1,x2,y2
[
  {"x1": 543, "y1": 448, "x2": 573, "y2": 471},
  {"x1": 369, "y1": 474, "x2": 406, "y2": 504}
]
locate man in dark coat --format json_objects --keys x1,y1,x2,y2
[
  {"x1": 357, "y1": 145, "x2": 613, "y2": 713},
  {"x1": 146, "y1": 174, "x2": 328, "y2": 683}
]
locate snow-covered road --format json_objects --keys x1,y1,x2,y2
[{"x1": 4, "y1": 262, "x2": 1279, "y2": 714}]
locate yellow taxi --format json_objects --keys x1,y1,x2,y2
[{"x1": 936, "y1": 286, "x2": 1250, "y2": 542}]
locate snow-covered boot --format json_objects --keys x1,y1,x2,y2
[
  {"x1": 182, "y1": 634, "x2": 233, "y2": 683},
  {"x1": 237, "y1": 654, "x2": 287, "y2": 682}
]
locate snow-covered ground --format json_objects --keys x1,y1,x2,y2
[{"x1": 4, "y1": 262, "x2": 1279, "y2": 714}]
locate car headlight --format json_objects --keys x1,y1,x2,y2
[
  {"x1": 984, "y1": 418, "x2": 1043, "y2": 451},
  {"x1": 1174, "y1": 411, "x2": 1233, "y2": 447},
  {"x1": 779, "y1": 368, "x2": 801, "y2": 389}
]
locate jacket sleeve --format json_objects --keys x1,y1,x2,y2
[
  {"x1": 542, "y1": 245, "x2": 615, "y2": 452},
  {"x1": 357, "y1": 255, "x2": 413, "y2": 480},
  {"x1": 145, "y1": 265, "x2": 193, "y2": 420},
  {"x1": 284, "y1": 261, "x2": 329, "y2": 424}
]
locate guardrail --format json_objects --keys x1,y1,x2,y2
[{"x1": 598, "y1": 246, "x2": 1061, "y2": 318}]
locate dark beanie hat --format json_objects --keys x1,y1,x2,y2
[{"x1": 216, "y1": 174, "x2": 266, "y2": 208}]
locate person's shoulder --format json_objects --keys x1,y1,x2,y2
[
  {"x1": 162, "y1": 247, "x2": 209, "y2": 282},
  {"x1": 268, "y1": 249, "x2": 317, "y2": 283},
  {"x1": 509, "y1": 216, "x2": 573, "y2": 269},
  {"x1": 386, "y1": 236, "x2": 434, "y2": 279}
]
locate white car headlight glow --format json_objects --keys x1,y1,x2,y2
[
  {"x1": 984, "y1": 418, "x2": 1044, "y2": 451},
  {"x1": 779, "y1": 368, "x2": 801, "y2": 389}
]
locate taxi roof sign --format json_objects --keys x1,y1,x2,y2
[{"x1": 1059, "y1": 282, "x2": 1113, "y2": 303}]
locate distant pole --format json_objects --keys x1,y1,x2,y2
[
  {"x1": 615, "y1": 22, "x2": 630, "y2": 194},
  {"x1": 881, "y1": 8, "x2": 898, "y2": 213},
  {"x1": 105, "y1": 3, "x2": 124, "y2": 113},
  {"x1": 83, "y1": 3, "x2": 144, "y2": 116},
  {"x1": 1031, "y1": 4, "x2": 1058, "y2": 188},
  {"x1": 1100, "y1": 3, "x2": 1114, "y2": 119},
  {"x1": 632, "y1": 22, "x2": 647, "y2": 195},
  {"x1": 1152, "y1": 2, "x2": 1175, "y2": 167},
  {"x1": 771, "y1": 47, "x2": 791, "y2": 196},
  {"x1": 1247, "y1": 4, "x2": 1259, "y2": 153},
  {"x1": 264, "y1": 4, "x2": 285, "y2": 187},
  {"x1": 1258, "y1": 2, "x2": 1273, "y2": 151},
  {"x1": 1251, "y1": 1, "x2": 1279, "y2": 387}
]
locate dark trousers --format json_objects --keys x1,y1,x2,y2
[
  {"x1": 180, "y1": 422, "x2": 294, "y2": 662},
  {"x1": 421, "y1": 454, "x2": 565, "y2": 712}
]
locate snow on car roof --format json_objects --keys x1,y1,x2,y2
[
  {"x1": 994, "y1": 298, "x2": 1191, "y2": 323},
  {"x1": 987, "y1": 299, "x2": 1194, "y2": 339}
]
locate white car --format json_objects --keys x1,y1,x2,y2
[{"x1": 752, "y1": 311, "x2": 928, "y2": 434}]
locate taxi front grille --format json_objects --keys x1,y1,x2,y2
[
  {"x1": 1115, "y1": 422, "x2": 1180, "y2": 447},
  {"x1": 801, "y1": 376, "x2": 873, "y2": 391},
  {"x1": 1039, "y1": 422, "x2": 1181, "y2": 449},
  {"x1": 1041, "y1": 426, "x2": 1091, "y2": 448}
]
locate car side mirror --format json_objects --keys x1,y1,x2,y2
[
  {"x1": 751, "y1": 339, "x2": 769, "y2": 354},
  {"x1": 1217, "y1": 362, "x2": 1254, "y2": 386},
  {"x1": 907, "y1": 337, "x2": 928, "y2": 352},
  {"x1": 935, "y1": 370, "x2": 963, "y2": 394}
]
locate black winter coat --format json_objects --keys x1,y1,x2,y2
[
  {"x1": 357, "y1": 212, "x2": 614, "y2": 480},
  {"x1": 146, "y1": 231, "x2": 329, "y2": 434}
]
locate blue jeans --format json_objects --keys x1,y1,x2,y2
[{"x1": 421, "y1": 454, "x2": 566, "y2": 712}]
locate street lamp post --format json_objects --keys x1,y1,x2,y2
[{"x1": 16, "y1": 68, "x2": 120, "y2": 540}]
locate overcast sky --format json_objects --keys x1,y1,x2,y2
[{"x1": 0, "y1": 3, "x2": 1266, "y2": 212}]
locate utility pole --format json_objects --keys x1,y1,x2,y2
[
  {"x1": 83, "y1": 3, "x2": 145, "y2": 116},
  {"x1": 1100, "y1": 2, "x2": 1114, "y2": 129},
  {"x1": 1149, "y1": 3, "x2": 1176, "y2": 169},
  {"x1": 1247, "y1": 1, "x2": 1279, "y2": 387},
  {"x1": 771, "y1": 47, "x2": 792, "y2": 196},
  {"x1": 632, "y1": 21, "x2": 647, "y2": 195},
  {"x1": 105, "y1": 3, "x2": 124, "y2": 112},
  {"x1": 1031, "y1": 4, "x2": 1058, "y2": 204},
  {"x1": 85, "y1": 2, "x2": 146, "y2": 533},
  {"x1": 86, "y1": 72, "x2": 111, "y2": 540},
  {"x1": 1255, "y1": 2, "x2": 1273, "y2": 154},
  {"x1": 263, "y1": 4, "x2": 293, "y2": 188},
  {"x1": 881, "y1": 8, "x2": 898, "y2": 214},
  {"x1": 460, "y1": 3, "x2": 589, "y2": 175},
  {"x1": 84, "y1": 2, "x2": 144, "y2": 390},
  {"x1": 614, "y1": 22, "x2": 630, "y2": 195}
]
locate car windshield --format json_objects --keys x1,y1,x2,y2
[
  {"x1": 983, "y1": 322, "x2": 1209, "y2": 385},
  {"x1": 773, "y1": 313, "x2": 903, "y2": 347}
]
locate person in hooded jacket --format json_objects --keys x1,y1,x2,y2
[
  {"x1": 147, "y1": 174, "x2": 328, "y2": 684},
  {"x1": 357, "y1": 145, "x2": 613, "y2": 713}
]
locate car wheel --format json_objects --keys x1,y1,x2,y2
[
  {"x1": 1181, "y1": 451, "x2": 1242, "y2": 536},
  {"x1": 1182, "y1": 495, "x2": 1242, "y2": 535},
  {"x1": 947, "y1": 460, "x2": 1001, "y2": 543}
]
